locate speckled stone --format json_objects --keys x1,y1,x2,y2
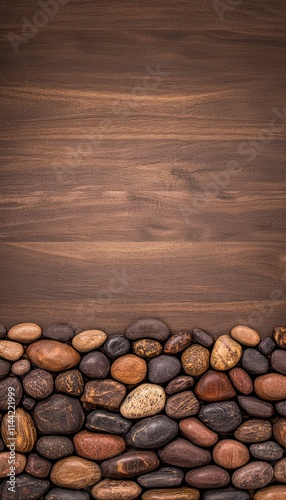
[
  {"x1": 232, "y1": 461, "x2": 273, "y2": 490},
  {"x1": 165, "y1": 391, "x2": 200, "y2": 419},
  {"x1": 36, "y1": 436, "x2": 74, "y2": 460},
  {"x1": 133, "y1": 339, "x2": 163, "y2": 358},
  {"x1": 250, "y1": 441, "x2": 284, "y2": 461},
  {"x1": 274, "y1": 326, "x2": 286, "y2": 349},
  {"x1": 104, "y1": 335, "x2": 131, "y2": 358},
  {"x1": 0, "y1": 474, "x2": 50, "y2": 500},
  {"x1": 138, "y1": 467, "x2": 184, "y2": 488},
  {"x1": 182, "y1": 345, "x2": 210, "y2": 377},
  {"x1": 148, "y1": 355, "x2": 181, "y2": 384},
  {"x1": 158, "y1": 438, "x2": 212, "y2": 468},
  {"x1": 198, "y1": 401, "x2": 242, "y2": 433},
  {"x1": 164, "y1": 331, "x2": 192, "y2": 354},
  {"x1": 120, "y1": 383, "x2": 166, "y2": 419},
  {"x1": 126, "y1": 415, "x2": 178, "y2": 448},
  {"x1": 166, "y1": 376, "x2": 194, "y2": 395},
  {"x1": 210, "y1": 335, "x2": 242, "y2": 371},
  {"x1": 55, "y1": 369, "x2": 84, "y2": 397},
  {"x1": 126, "y1": 318, "x2": 170, "y2": 341}
]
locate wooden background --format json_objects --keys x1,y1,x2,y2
[{"x1": 0, "y1": 0, "x2": 285, "y2": 337}]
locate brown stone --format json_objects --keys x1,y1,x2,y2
[
  {"x1": 80, "y1": 351, "x2": 110, "y2": 379},
  {"x1": 8, "y1": 323, "x2": 42, "y2": 343},
  {"x1": 0, "y1": 474, "x2": 50, "y2": 500},
  {"x1": 234, "y1": 419, "x2": 272, "y2": 443},
  {"x1": 25, "y1": 453, "x2": 51, "y2": 478},
  {"x1": 27, "y1": 339, "x2": 80, "y2": 372},
  {"x1": 72, "y1": 329, "x2": 107, "y2": 352},
  {"x1": 51, "y1": 456, "x2": 101, "y2": 489},
  {"x1": 165, "y1": 391, "x2": 199, "y2": 419},
  {"x1": 120, "y1": 383, "x2": 166, "y2": 419},
  {"x1": 111, "y1": 354, "x2": 147, "y2": 384},
  {"x1": 0, "y1": 359, "x2": 11, "y2": 379},
  {"x1": 1, "y1": 408, "x2": 37, "y2": 452},
  {"x1": 34, "y1": 394, "x2": 84, "y2": 434},
  {"x1": 23, "y1": 369, "x2": 54, "y2": 399},
  {"x1": 211, "y1": 335, "x2": 242, "y2": 371},
  {"x1": 126, "y1": 318, "x2": 170, "y2": 341},
  {"x1": 271, "y1": 349, "x2": 286, "y2": 375},
  {"x1": 142, "y1": 488, "x2": 200, "y2": 500},
  {"x1": 36, "y1": 436, "x2": 74, "y2": 460},
  {"x1": 273, "y1": 418, "x2": 286, "y2": 447},
  {"x1": 133, "y1": 339, "x2": 163, "y2": 358},
  {"x1": 195, "y1": 370, "x2": 236, "y2": 402},
  {"x1": 0, "y1": 340, "x2": 24, "y2": 361},
  {"x1": 101, "y1": 451, "x2": 159, "y2": 478},
  {"x1": 179, "y1": 417, "x2": 218, "y2": 447},
  {"x1": 229, "y1": 367, "x2": 253, "y2": 395},
  {"x1": 0, "y1": 452, "x2": 26, "y2": 478},
  {"x1": 158, "y1": 438, "x2": 212, "y2": 468},
  {"x1": 74, "y1": 431, "x2": 126, "y2": 460},
  {"x1": 274, "y1": 458, "x2": 286, "y2": 483},
  {"x1": 148, "y1": 355, "x2": 181, "y2": 384},
  {"x1": 166, "y1": 376, "x2": 194, "y2": 395},
  {"x1": 254, "y1": 373, "x2": 286, "y2": 401},
  {"x1": 231, "y1": 325, "x2": 260, "y2": 346},
  {"x1": 237, "y1": 396, "x2": 274, "y2": 418},
  {"x1": 254, "y1": 486, "x2": 286, "y2": 500},
  {"x1": 55, "y1": 369, "x2": 84, "y2": 396},
  {"x1": 92, "y1": 479, "x2": 142, "y2": 500},
  {"x1": 164, "y1": 331, "x2": 192, "y2": 354},
  {"x1": 232, "y1": 461, "x2": 273, "y2": 489},
  {"x1": 185, "y1": 465, "x2": 230, "y2": 489},
  {"x1": 192, "y1": 328, "x2": 213, "y2": 348},
  {"x1": 274, "y1": 326, "x2": 286, "y2": 349},
  {"x1": 11, "y1": 359, "x2": 31, "y2": 376},
  {"x1": 182, "y1": 345, "x2": 210, "y2": 377},
  {"x1": 81, "y1": 379, "x2": 126, "y2": 410},
  {"x1": 213, "y1": 439, "x2": 250, "y2": 469},
  {"x1": 0, "y1": 376, "x2": 23, "y2": 410}
]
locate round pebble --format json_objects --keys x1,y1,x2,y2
[
  {"x1": 232, "y1": 461, "x2": 273, "y2": 490},
  {"x1": 72, "y1": 329, "x2": 107, "y2": 352},
  {"x1": 195, "y1": 370, "x2": 236, "y2": 402},
  {"x1": 79, "y1": 351, "x2": 110, "y2": 379},
  {"x1": 182, "y1": 345, "x2": 210, "y2": 377},
  {"x1": 242, "y1": 349, "x2": 269, "y2": 375},
  {"x1": 104, "y1": 335, "x2": 131, "y2": 358},
  {"x1": 111, "y1": 354, "x2": 147, "y2": 384},
  {"x1": 213, "y1": 439, "x2": 250, "y2": 469},
  {"x1": 231, "y1": 325, "x2": 260, "y2": 346},
  {"x1": 210, "y1": 335, "x2": 242, "y2": 371},
  {"x1": 148, "y1": 355, "x2": 181, "y2": 384}
]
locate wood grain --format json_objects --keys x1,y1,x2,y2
[{"x1": 0, "y1": 0, "x2": 285, "y2": 336}]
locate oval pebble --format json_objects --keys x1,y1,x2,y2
[
  {"x1": 271, "y1": 349, "x2": 286, "y2": 374},
  {"x1": 229, "y1": 368, "x2": 253, "y2": 395},
  {"x1": 1, "y1": 408, "x2": 37, "y2": 452},
  {"x1": 12, "y1": 359, "x2": 31, "y2": 376},
  {"x1": 254, "y1": 486, "x2": 286, "y2": 500},
  {"x1": 166, "y1": 375, "x2": 194, "y2": 395},
  {"x1": 138, "y1": 467, "x2": 184, "y2": 488},
  {"x1": 179, "y1": 417, "x2": 218, "y2": 447},
  {"x1": 185, "y1": 465, "x2": 230, "y2": 489},
  {"x1": 43, "y1": 324, "x2": 74, "y2": 341},
  {"x1": 81, "y1": 379, "x2": 126, "y2": 410},
  {"x1": 0, "y1": 376, "x2": 23, "y2": 410},
  {"x1": 273, "y1": 418, "x2": 286, "y2": 447},
  {"x1": 92, "y1": 479, "x2": 142, "y2": 500},
  {"x1": 242, "y1": 348, "x2": 269, "y2": 375},
  {"x1": 86, "y1": 409, "x2": 131, "y2": 435},
  {"x1": 203, "y1": 488, "x2": 250, "y2": 500},
  {"x1": 133, "y1": 339, "x2": 163, "y2": 358},
  {"x1": 231, "y1": 325, "x2": 260, "y2": 346},
  {"x1": 192, "y1": 328, "x2": 213, "y2": 347},
  {"x1": 182, "y1": 345, "x2": 210, "y2": 377},
  {"x1": 27, "y1": 340, "x2": 80, "y2": 372},
  {"x1": 237, "y1": 396, "x2": 274, "y2": 418},
  {"x1": 0, "y1": 474, "x2": 49, "y2": 500},
  {"x1": 79, "y1": 351, "x2": 110, "y2": 379},
  {"x1": 126, "y1": 415, "x2": 178, "y2": 448},
  {"x1": 234, "y1": 419, "x2": 272, "y2": 443},
  {"x1": 210, "y1": 335, "x2": 242, "y2": 371},
  {"x1": 164, "y1": 331, "x2": 192, "y2": 354},
  {"x1": 8, "y1": 322, "x2": 42, "y2": 343},
  {"x1": 34, "y1": 394, "x2": 84, "y2": 434},
  {"x1": 254, "y1": 373, "x2": 286, "y2": 401},
  {"x1": 74, "y1": 431, "x2": 126, "y2": 460},
  {"x1": 165, "y1": 391, "x2": 200, "y2": 419},
  {"x1": 36, "y1": 436, "x2": 74, "y2": 460},
  {"x1": 0, "y1": 452, "x2": 26, "y2": 478},
  {"x1": 111, "y1": 354, "x2": 147, "y2": 384},
  {"x1": 23, "y1": 369, "x2": 54, "y2": 399},
  {"x1": 250, "y1": 441, "x2": 284, "y2": 461},
  {"x1": 101, "y1": 451, "x2": 159, "y2": 478},
  {"x1": 148, "y1": 355, "x2": 181, "y2": 384},
  {"x1": 142, "y1": 488, "x2": 200, "y2": 500},
  {"x1": 158, "y1": 438, "x2": 212, "y2": 468},
  {"x1": 276, "y1": 400, "x2": 286, "y2": 416},
  {"x1": 198, "y1": 401, "x2": 242, "y2": 433},
  {"x1": 213, "y1": 439, "x2": 249, "y2": 469},
  {"x1": 0, "y1": 340, "x2": 24, "y2": 361},
  {"x1": 0, "y1": 359, "x2": 11, "y2": 379},
  {"x1": 72, "y1": 329, "x2": 107, "y2": 352},
  {"x1": 232, "y1": 461, "x2": 273, "y2": 490},
  {"x1": 274, "y1": 458, "x2": 286, "y2": 483},
  {"x1": 45, "y1": 489, "x2": 89, "y2": 500},
  {"x1": 50, "y1": 456, "x2": 101, "y2": 489},
  {"x1": 120, "y1": 383, "x2": 166, "y2": 419},
  {"x1": 104, "y1": 335, "x2": 131, "y2": 358}
]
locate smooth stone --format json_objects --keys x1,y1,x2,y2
[
  {"x1": 27, "y1": 340, "x2": 80, "y2": 372},
  {"x1": 36, "y1": 436, "x2": 74, "y2": 460},
  {"x1": 50, "y1": 456, "x2": 101, "y2": 489},
  {"x1": 120, "y1": 383, "x2": 166, "y2": 419},
  {"x1": 254, "y1": 486, "x2": 286, "y2": 500},
  {"x1": 166, "y1": 376, "x2": 194, "y2": 395},
  {"x1": 273, "y1": 418, "x2": 286, "y2": 447},
  {"x1": 192, "y1": 328, "x2": 214, "y2": 347},
  {"x1": 0, "y1": 340, "x2": 24, "y2": 361},
  {"x1": 195, "y1": 370, "x2": 236, "y2": 402},
  {"x1": 0, "y1": 359, "x2": 11, "y2": 379},
  {"x1": 22, "y1": 396, "x2": 36, "y2": 410},
  {"x1": 74, "y1": 431, "x2": 126, "y2": 460},
  {"x1": 254, "y1": 373, "x2": 286, "y2": 400},
  {"x1": 101, "y1": 451, "x2": 159, "y2": 478},
  {"x1": 242, "y1": 348, "x2": 269, "y2": 375},
  {"x1": 182, "y1": 345, "x2": 210, "y2": 377},
  {"x1": 126, "y1": 415, "x2": 178, "y2": 448},
  {"x1": 250, "y1": 441, "x2": 284, "y2": 461},
  {"x1": 111, "y1": 354, "x2": 147, "y2": 384},
  {"x1": 0, "y1": 438, "x2": 4, "y2": 452},
  {"x1": 0, "y1": 474, "x2": 49, "y2": 500},
  {"x1": 0, "y1": 324, "x2": 6, "y2": 338},
  {"x1": 158, "y1": 438, "x2": 212, "y2": 468},
  {"x1": 72, "y1": 329, "x2": 107, "y2": 352},
  {"x1": 133, "y1": 339, "x2": 162, "y2": 358},
  {"x1": 1, "y1": 408, "x2": 37, "y2": 452},
  {"x1": 45, "y1": 488, "x2": 89, "y2": 500},
  {"x1": 104, "y1": 335, "x2": 131, "y2": 358},
  {"x1": 0, "y1": 452, "x2": 26, "y2": 478},
  {"x1": 229, "y1": 368, "x2": 253, "y2": 395},
  {"x1": 213, "y1": 439, "x2": 250, "y2": 469},
  {"x1": 231, "y1": 325, "x2": 260, "y2": 346},
  {"x1": 86, "y1": 409, "x2": 131, "y2": 435},
  {"x1": 148, "y1": 355, "x2": 181, "y2": 384},
  {"x1": 164, "y1": 331, "x2": 192, "y2": 354},
  {"x1": 81, "y1": 379, "x2": 126, "y2": 410},
  {"x1": 258, "y1": 337, "x2": 276, "y2": 355},
  {"x1": 203, "y1": 488, "x2": 250, "y2": 500},
  {"x1": 234, "y1": 419, "x2": 272, "y2": 443},
  {"x1": 25, "y1": 453, "x2": 51, "y2": 478},
  {"x1": 142, "y1": 488, "x2": 200, "y2": 500},
  {"x1": 198, "y1": 401, "x2": 242, "y2": 433},
  {"x1": 232, "y1": 461, "x2": 273, "y2": 489},
  {"x1": 276, "y1": 401, "x2": 286, "y2": 416},
  {"x1": 12, "y1": 359, "x2": 31, "y2": 376},
  {"x1": 23, "y1": 369, "x2": 54, "y2": 399},
  {"x1": 8, "y1": 323, "x2": 42, "y2": 343},
  {"x1": 43, "y1": 324, "x2": 74, "y2": 341},
  {"x1": 92, "y1": 479, "x2": 142, "y2": 500},
  {"x1": 271, "y1": 349, "x2": 286, "y2": 374},
  {"x1": 274, "y1": 458, "x2": 286, "y2": 482},
  {"x1": 126, "y1": 318, "x2": 170, "y2": 341},
  {"x1": 179, "y1": 417, "x2": 218, "y2": 447},
  {"x1": 0, "y1": 376, "x2": 23, "y2": 410},
  {"x1": 185, "y1": 465, "x2": 230, "y2": 489},
  {"x1": 210, "y1": 335, "x2": 242, "y2": 371},
  {"x1": 79, "y1": 351, "x2": 110, "y2": 378},
  {"x1": 237, "y1": 396, "x2": 274, "y2": 418},
  {"x1": 165, "y1": 391, "x2": 200, "y2": 419},
  {"x1": 138, "y1": 467, "x2": 184, "y2": 488},
  {"x1": 55, "y1": 369, "x2": 84, "y2": 396},
  {"x1": 274, "y1": 326, "x2": 286, "y2": 349},
  {"x1": 34, "y1": 394, "x2": 84, "y2": 434}
]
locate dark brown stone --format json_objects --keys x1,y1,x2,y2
[
  {"x1": 164, "y1": 331, "x2": 192, "y2": 354},
  {"x1": 276, "y1": 401, "x2": 286, "y2": 416},
  {"x1": 25, "y1": 453, "x2": 51, "y2": 478},
  {"x1": 0, "y1": 360, "x2": 11, "y2": 379},
  {"x1": 126, "y1": 318, "x2": 170, "y2": 341},
  {"x1": 198, "y1": 401, "x2": 242, "y2": 433},
  {"x1": 0, "y1": 324, "x2": 6, "y2": 339},
  {"x1": 133, "y1": 339, "x2": 163, "y2": 358},
  {"x1": 101, "y1": 450, "x2": 159, "y2": 478},
  {"x1": 271, "y1": 349, "x2": 286, "y2": 375},
  {"x1": 237, "y1": 396, "x2": 274, "y2": 418},
  {"x1": 195, "y1": 370, "x2": 236, "y2": 402},
  {"x1": 22, "y1": 396, "x2": 36, "y2": 411},
  {"x1": 81, "y1": 379, "x2": 126, "y2": 410},
  {"x1": 229, "y1": 368, "x2": 253, "y2": 395},
  {"x1": 0, "y1": 474, "x2": 50, "y2": 500},
  {"x1": 182, "y1": 345, "x2": 210, "y2": 377},
  {"x1": 192, "y1": 328, "x2": 214, "y2": 347},
  {"x1": 232, "y1": 461, "x2": 273, "y2": 490},
  {"x1": 148, "y1": 355, "x2": 181, "y2": 384},
  {"x1": 274, "y1": 326, "x2": 286, "y2": 349},
  {"x1": 138, "y1": 467, "x2": 184, "y2": 488},
  {"x1": 179, "y1": 417, "x2": 218, "y2": 447},
  {"x1": 45, "y1": 489, "x2": 89, "y2": 500},
  {"x1": 0, "y1": 376, "x2": 22, "y2": 410},
  {"x1": 142, "y1": 488, "x2": 200, "y2": 500},
  {"x1": 43, "y1": 323, "x2": 74, "y2": 341},
  {"x1": 234, "y1": 419, "x2": 272, "y2": 443},
  {"x1": 104, "y1": 335, "x2": 131, "y2": 358},
  {"x1": 23, "y1": 369, "x2": 54, "y2": 399},
  {"x1": 273, "y1": 418, "x2": 286, "y2": 447},
  {"x1": 242, "y1": 348, "x2": 269, "y2": 375},
  {"x1": 165, "y1": 391, "x2": 200, "y2": 419},
  {"x1": 203, "y1": 488, "x2": 250, "y2": 500},
  {"x1": 74, "y1": 430, "x2": 126, "y2": 460},
  {"x1": 250, "y1": 441, "x2": 284, "y2": 461},
  {"x1": 158, "y1": 438, "x2": 212, "y2": 468},
  {"x1": 34, "y1": 394, "x2": 84, "y2": 434},
  {"x1": 55, "y1": 369, "x2": 84, "y2": 396},
  {"x1": 79, "y1": 351, "x2": 110, "y2": 378},
  {"x1": 36, "y1": 436, "x2": 74, "y2": 460},
  {"x1": 186, "y1": 465, "x2": 230, "y2": 489},
  {"x1": 126, "y1": 415, "x2": 178, "y2": 448},
  {"x1": 86, "y1": 409, "x2": 131, "y2": 435},
  {"x1": 11, "y1": 359, "x2": 31, "y2": 376},
  {"x1": 258, "y1": 337, "x2": 276, "y2": 355},
  {"x1": 166, "y1": 376, "x2": 194, "y2": 395}
]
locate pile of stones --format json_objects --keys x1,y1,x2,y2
[{"x1": 0, "y1": 319, "x2": 285, "y2": 500}]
